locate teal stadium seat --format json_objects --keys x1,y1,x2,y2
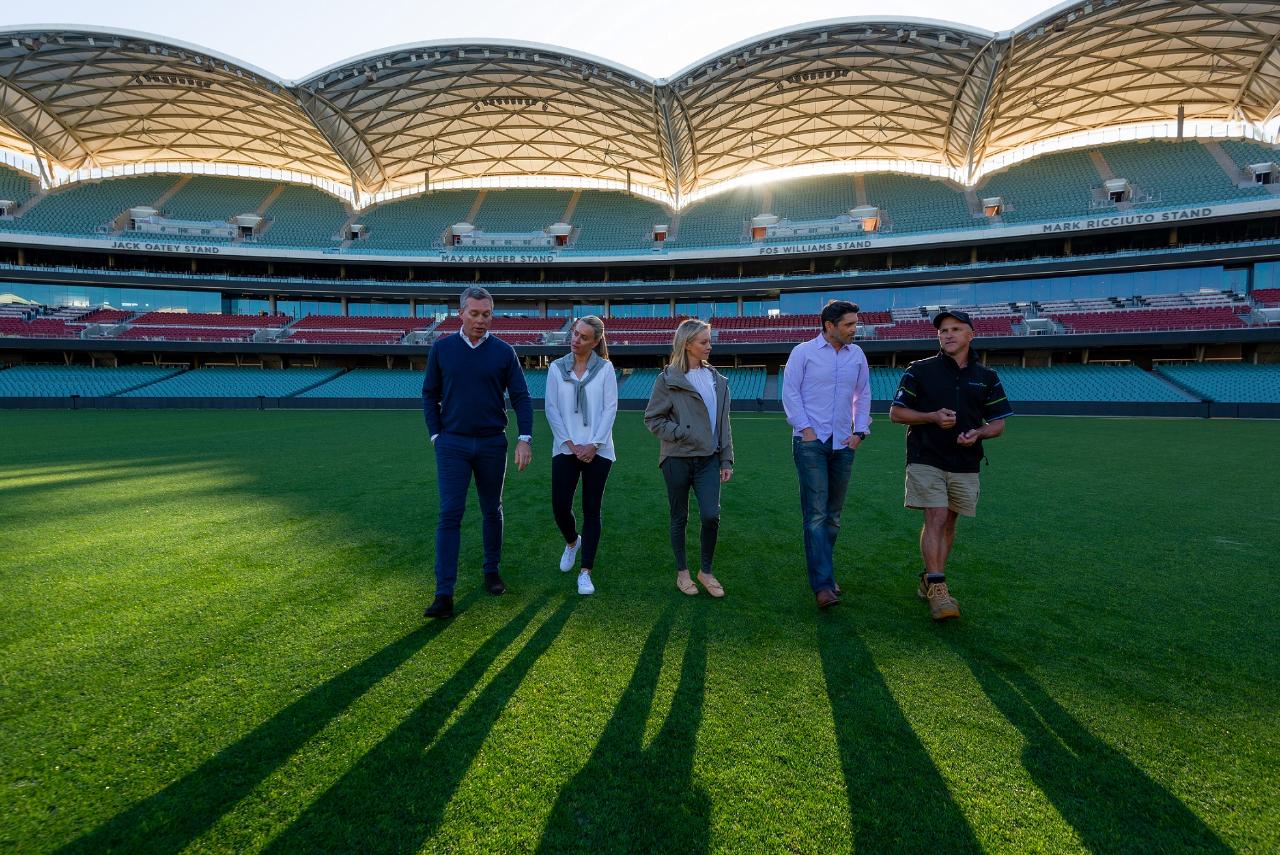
[
  {"x1": 161, "y1": 176, "x2": 274, "y2": 222},
  {"x1": 863, "y1": 174, "x2": 973, "y2": 233},
  {"x1": 0, "y1": 165, "x2": 37, "y2": 210},
  {"x1": 672, "y1": 186, "x2": 763, "y2": 248},
  {"x1": 991, "y1": 364, "x2": 1194, "y2": 403},
  {"x1": 299, "y1": 369, "x2": 422, "y2": 398},
  {"x1": 721, "y1": 367, "x2": 766, "y2": 400},
  {"x1": 977, "y1": 149, "x2": 1101, "y2": 224},
  {"x1": 258, "y1": 185, "x2": 348, "y2": 248},
  {"x1": 617, "y1": 368, "x2": 660, "y2": 399},
  {"x1": 472, "y1": 190, "x2": 571, "y2": 233},
  {"x1": 0, "y1": 365, "x2": 181, "y2": 397},
  {"x1": 1216, "y1": 139, "x2": 1280, "y2": 173},
  {"x1": 0, "y1": 175, "x2": 178, "y2": 236},
  {"x1": 120, "y1": 367, "x2": 341, "y2": 397},
  {"x1": 569, "y1": 191, "x2": 669, "y2": 251},
  {"x1": 352, "y1": 191, "x2": 479, "y2": 253},
  {"x1": 1156, "y1": 363, "x2": 1280, "y2": 403},
  {"x1": 769, "y1": 175, "x2": 858, "y2": 222},
  {"x1": 1100, "y1": 141, "x2": 1267, "y2": 208}
]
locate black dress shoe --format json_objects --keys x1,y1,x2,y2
[
  {"x1": 424, "y1": 594, "x2": 454, "y2": 619},
  {"x1": 484, "y1": 572, "x2": 507, "y2": 596},
  {"x1": 816, "y1": 588, "x2": 840, "y2": 609}
]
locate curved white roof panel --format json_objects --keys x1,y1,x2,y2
[{"x1": 2, "y1": 2, "x2": 1279, "y2": 197}]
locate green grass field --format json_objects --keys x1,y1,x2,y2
[{"x1": 1, "y1": 410, "x2": 1276, "y2": 853}]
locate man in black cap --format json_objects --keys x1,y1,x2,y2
[{"x1": 888, "y1": 309, "x2": 1013, "y2": 621}]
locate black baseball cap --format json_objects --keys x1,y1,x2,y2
[{"x1": 931, "y1": 309, "x2": 973, "y2": 329}]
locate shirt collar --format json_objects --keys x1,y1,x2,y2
[{"x1": 461, "y1": 331, "x2": 490, "y2": 349}]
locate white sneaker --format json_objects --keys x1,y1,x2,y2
[
  {"x1": 559, "y1": 536, "x2": 582, "y2": 572},
  {"x1": 577, "y1": 571, "x2": 595, "y2": 595}
]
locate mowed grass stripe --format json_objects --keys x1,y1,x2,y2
[{"x1": 0, "y1": 410, "x2": 1274, "y2": 853}]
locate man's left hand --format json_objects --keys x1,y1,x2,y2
[
  {"x1": 956, "y1": 429, "x2": 980, "y2": 446},
  {"x1": 844, "y1": 434, "x2": 864, "y2": 449},
  {"x1": 515, "y1": 439, "x2": 532, "y2": 471},
  {"x1": 720, "y1": 468, "x2": 733, "y2": 483}
]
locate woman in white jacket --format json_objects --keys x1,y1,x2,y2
[{"x1": 544, "y1": 316, "x2": 618, "y2": 595}]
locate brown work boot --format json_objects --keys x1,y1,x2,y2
[{"x1": 921, "y1": 574, "x2": 960, "y2": 621}]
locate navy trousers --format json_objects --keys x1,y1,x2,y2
[{"x1": 434, "y1": 432, "x2": 507, "y2": 595}]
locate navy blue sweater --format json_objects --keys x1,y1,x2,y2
[{"x1": 422, "y1": 333, "x2": 533, "y2": 438}]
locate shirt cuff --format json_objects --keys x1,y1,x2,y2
[
  {"x1": 430, "y1": 434, "x2": 438, "y2": 444},
  {"x1": 517, "y1": 434, "x2": 532, "y2": 443}
]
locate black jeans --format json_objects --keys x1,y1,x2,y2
[
  {"x1": 551, "y1": 453, "x2": 613, "y2": 569},
  {"x1": 661, "y1": 454, "x2": 721, "y2": 574}
]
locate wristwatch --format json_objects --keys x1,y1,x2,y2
[{"x1": 854, "y1": 431, "x2": 868, "y2": 440}]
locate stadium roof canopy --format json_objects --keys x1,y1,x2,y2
[{"x1": 3, "y1": 1, "x2": 1280, "y2": 203}]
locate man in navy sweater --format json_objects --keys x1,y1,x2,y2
[{"x1": 422, "y1": 287, "x2": 534, "y2": 618}]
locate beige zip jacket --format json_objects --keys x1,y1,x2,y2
[{"x1": 643, "y1": 364, "x2": 735, "y2": 469}]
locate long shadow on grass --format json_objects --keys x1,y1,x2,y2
[
  {"x1": 945, "y1": 635, "x2": 1230, "y2": 853},
  {"x1": 59, "y1": 591, "x2": 479, "y2": 855},
  {"x1": 817, "y1": 616, "x2": 982, "y2": 852},
  {"x1": 265, "y1": 595, "x2": 577, "y2": 854},
  {"x1": 536, "y1": 605, "x2": 709, "y2": 854}
]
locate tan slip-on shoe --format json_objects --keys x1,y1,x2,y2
[
  {"x1": 697, "y1": 571, "x2": 725, "y2": 598},
  {"x1": 676, "y1": 570, "x2": 699, "y2": 596}
]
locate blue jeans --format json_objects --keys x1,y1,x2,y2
[
  {"x1": 434, "y1": 432, "x2": 507, "y2": 595},
  {"x1": 793, "y1": 436, "x2": 855, "y2": 593}
]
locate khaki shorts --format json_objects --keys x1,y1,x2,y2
[{"x1": 905, "y1": 463, "x2": 980, "y2": 517}]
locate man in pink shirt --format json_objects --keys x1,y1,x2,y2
[{"x1": 782, "y1": 300, "x2": 873, "y2": 609}]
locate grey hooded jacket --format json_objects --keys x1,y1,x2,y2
[{"x1": 643, "y1": 364, "x2": 735, "y2": 468}]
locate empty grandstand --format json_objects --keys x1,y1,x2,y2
[
  {"x1": 1156, "y1": 362, "x2": 1280, "y2": 403},
  {"x1": 120, "y1": 367, "x2": 341, "y2": 398}
]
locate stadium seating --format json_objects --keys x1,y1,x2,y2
[
  {"x1": 1047, "y1": 306, "x2": 1245, "y2": 333},
  {"x1": 120, "y1": 367, "x2": 341, "y2": 397},
  {"x1": 1214, "y1": 139, "x2": 1280, "y2": 173},
  {"x1": 1252, "y1": 288, "x2": 1280, "y2": 307},
  {"x1": 1155, "y1": 363, "x2": 1280, "y2": 403},
  {"x1": 117, "y1": 327, "x2": 255, "y2": 343},
  {"x1": 992, "y1": 364, "x2": 1195, "y2": 402},
  {"x1": 160, "y1": 176, "x2": 274, "y2": 222},
  {"x1": 978, "y1": 149, "x2": 1101, "y2": 223},
  {"x1": 283, "y1": 329, "x2": 405, "y2": 345},
  {"x1": 863, "y1": 174, "x2": 974, "y2": 233},
  {"x1": 0, "y1": 164, "x2": 36, "y2": 209},
  {"x1": 72, "y1": 308, "x2": 133, "y2": 325},
  {"x1": 472, "y1": 190, "x2": 571, "y2": 232},
  {"x1": 1099, "y1": 141, "x2": 1267, "y2": 207},
  {"x1": 617, "y1": 368, "x2": 661, "y2": 399},
  {"x1": 769, "y1": 175, "x2": 859, "y2": 222},
  {"x1": 298, "y1": 368, "x2": 422, "y2": 398},
  {"x1": 258, "y1": 185, "x2": 348, "y2": 247},
  {"x1": 132, "y1": 312, "x2": 289, "y2": 328},
  {"x1": 523, "y1": 370, "x2": 548, "y2": 398},
  {"x1": 672, "y1": 187, "x2": 762, "y2": 247},
  {"x1": 352, "y1": 191, "x2": 478, "y2": 252},
  {"x1": 569, "y1": 191, "x2": 669, "y2": 251},
  {"x1": 721, "y1": 367, "x2": 766, "y2": 399},
  {"x1": 0, "y1": 318, "x2": 79, "y2": 338},
  {"x1": 0, "y1": 175, "x2": 177, "y2": 236},
  {"x1": 0, "y1": 365, "x2": 180, "y2": 396},
  {"x1": 291, "y1": 315, "x2": 422, "y2": 332}
]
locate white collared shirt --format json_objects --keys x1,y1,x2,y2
[
  {"x1": 544, "y1": 363, "x2": 619, "y2": 460},
  {"x1": 461, "y1": 330, "x2": 490, "y2": 349}
]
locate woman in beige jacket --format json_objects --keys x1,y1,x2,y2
[{"x1": 643, "y1": 318, "x2": 735, "y2": 597}]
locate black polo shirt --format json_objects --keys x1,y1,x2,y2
[{"x1": 891, "y1": 352, "x2": 1014, "y2": 473}]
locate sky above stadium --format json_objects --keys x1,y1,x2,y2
[{"x1": 17, "y1": 0, "x2": 1041, "y2": 80}]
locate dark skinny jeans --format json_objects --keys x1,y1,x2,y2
[
  {"x1": 551, "y1": 453, "x2": 613, "y2": 569},
  {"x1": 661, "y1": 453, "x2": 721, "y2": 574}
]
